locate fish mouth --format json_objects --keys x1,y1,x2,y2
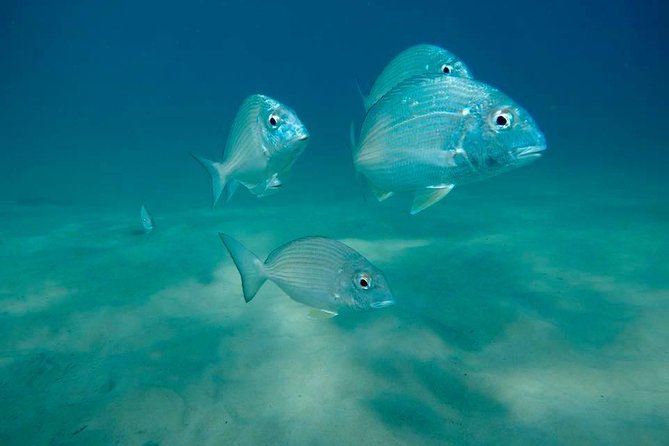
[
  {"x1": 515, "y1": 145, "x2": 546, "y2": 159},
  {"x1": 370, "y1": 300, "x2": 395, "y2": 309}
]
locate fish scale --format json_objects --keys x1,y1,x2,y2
[
  {"x1": 266, "y1": 238, "x2": 355, "y2": 296},
  {"x1": 222, "y1": 96, "x2": 267, "y2": 183}
]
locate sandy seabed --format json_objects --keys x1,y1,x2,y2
[{"x1": 1, "y1": 167, "x2": 668, "y2": 445}]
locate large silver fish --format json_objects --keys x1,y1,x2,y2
[
  {"x1": 193, "y1": 94, "x2": 309, "y2": 206},
  {"x1": 219, "y1": 234, "x2": 395, "y2": 317},
  {"x1": 353, "y1": 74, "x2": 547, "y2": 214},
  {"x1": 361, "y1": 44, "x2": 473, "y2": 111}
]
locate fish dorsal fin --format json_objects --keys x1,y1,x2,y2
[
  {"x1": 308, "y1": 309, "x2": 338, "y2": 320},
  {"x1": 355, "y1": 76, "x2": 370, "y2": 111},
  {"x1": 411, "y1": 184, "x2": 454, "y2": 215}
]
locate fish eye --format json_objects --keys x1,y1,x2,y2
[
  {"x1": 355, "y1": 272, "x2": 372, "y2": 290},
  {"x1": 441, "y1": 64, "x2": 452, "y2": 74},
  {"x1": 492, "y1": 109, "x2": 513, "y2": 130},
  {"x1": 268, "y1": 114, "x2": 280, "y2": 127}
]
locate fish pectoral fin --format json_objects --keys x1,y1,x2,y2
[
  {"x1": 411, "y1": 184, "x2": 455, "y2": 215},
  {"x1": 368, "y1": 182, "x2": 394, "y2": 202},
  {"x1": 307, "y1": 309, "x2": 338, "y2": 320}
]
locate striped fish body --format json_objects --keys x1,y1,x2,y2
[
  {"x1": 193, "y1": 94, "x2": 309, "y2": 206},
  {"x1": 354, "y1": 74, "x2": 546, "y2": 213},
  {"x1": 219, "y1": 234, "x2": 395, "y2": 315},
  {"x1": 364, "y1": 44, "x2": 473, "y2": 111}
]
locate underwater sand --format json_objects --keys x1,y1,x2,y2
[{"x1": 1, "y1": 164, "x2": 668, "y2": 445}]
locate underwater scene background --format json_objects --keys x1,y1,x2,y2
[{"x1": 1, "y1": 0, "x2": 668, "y2": 444}]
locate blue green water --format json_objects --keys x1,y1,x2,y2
[{"x1": 1, "y1": 1, "x2": 668, "y2": 444}]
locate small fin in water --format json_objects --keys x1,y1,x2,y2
[
  {"x1": 369, "y1": 182, "x2": 394, "y2": 202},
  {"x1": 308, "y1": 309, "x2": 338, "y2": 320},
  {"x1": 355, "y1": 75, "x2": 369, "y2": 111},
  {"x1": 140, "y1": 205, "x2": 154, "y2": 233},
  {"x1": 411, "y1": 184, "x2": 455, "y2": 215}
]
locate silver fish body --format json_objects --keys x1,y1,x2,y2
[
  {"x1": 193, "y1": 94, "x2": 309, "y2": 206},
  {"x1": 363, "y1": 44, "x2": 473, "y2": 111},
  {"x1": 219, "y1": 234, "x2": 395, "y2": 316},
  {"x1": 354, "y1": 74, "x2": 547, "y2": 214}
]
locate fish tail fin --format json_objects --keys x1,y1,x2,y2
[
  {"x1": 219, "y1": 233, "x2": 268, "y2": 303},
  {"x1": 191, "y1": 154, "x2": 229, "y2": 207}
]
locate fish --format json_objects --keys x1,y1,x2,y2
[
  {"x1": 140, "y1": 205, "x2": 154, "y2": 233},
  {"x1": 353, "y1": 74, "x2": 547, "y2": 214},
  {"x1": 219, "y1": 233, "x2": 395, "y2": 317},
  {"x1": 193, "y1": 94, "x2": 309, "y2": 206},
  {"x1": 360, "y1": 44, "x2": 473, "y2": 111}
]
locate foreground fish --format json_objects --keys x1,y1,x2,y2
[
  {"x1": 353, "y1": 74, "x2": 547, "y2": 214},
  {"x1": 361, "y1": 44, "x2": 473, "y2": 111},
  {"x1": 219, "y1": 233, "x2": 395, "y2": 317},
  {"x1": 193, "y1": 94, "x2": 309, "y2": 206},
  {"x1": 140, "y1": 205, "x2": 154, "y2": 233}
]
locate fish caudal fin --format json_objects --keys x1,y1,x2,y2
[
  {"x1": 192, "y1": 154, "x2": 229, "y2": 207},
  {"x1": 411, "y1": 184, "x2": 455, "y2": 215},
  {"x1": 219, "y1": 233, "x2": 268, "y2": 303}
]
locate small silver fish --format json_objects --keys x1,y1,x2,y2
[
  {"x1": 361, "y1": 44, "x2": 473, "y2": 111},
  {"x1": 140, "y1": 205, "x2": 153, "y2": 233},
  {"x1": 193, "y1": 94, "x2": 309, "y2": 206},
  {"x1": 219, "y1": 234, "x2": 395, "y2": 317},
  {"x1": 353, "y1": 74, "x2": 547, "y2": 214}
]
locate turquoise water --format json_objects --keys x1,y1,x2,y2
[{"x1": 1, "y1": 1, "x2": 668, "y2": 445}]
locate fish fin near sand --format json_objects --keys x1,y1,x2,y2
[
  {"x1": 191, "y1": 154, "x2": 229, "y2": 208},
  {"x1": 307, "y1": 309, "x2": 338, "y2": 320},
  {"x1": 140, "y1": 205, "x2": 154, "y2": 234},
  {"x1": 219, "y1": 233, "x2": 268, "y2": 303},
  {"x1": 411, "y1": 184, "x2": 454, "y2": 215}
]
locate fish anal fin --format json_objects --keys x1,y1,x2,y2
[
  {"x1": 411, "y1": 184, "x2": 455, "y2": 215},
  {"x1": 225, "y1": 180, "x2": 240, "y2": 203},
  {"x1": 368, "y1": 182, "x2": 394, "y2": 202},
  {"x1": 308, "y1": 309, "x2": 338, "y2": 320}
]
